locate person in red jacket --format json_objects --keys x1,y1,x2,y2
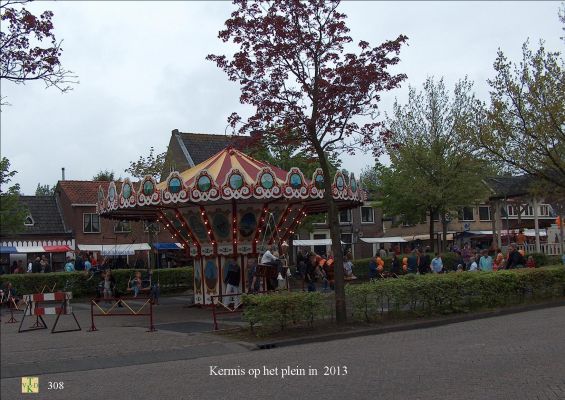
[{"x1": 526, "y1": 256, "x2": 536, "y2": 268}]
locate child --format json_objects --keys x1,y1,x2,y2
[
  {"x1": 493, "y1": 251, "x2": 504, "y2": 271},
  {"x1": 103, "y1": 270, "x2": 116, "y2": 302},
  {"x1": 526, "y1": 256, "x2": 536, "y2": 268},
  {"x1": 128, "y1": 271, "x2": 143, "y2": 297}
]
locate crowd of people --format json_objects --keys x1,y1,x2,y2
[
  {"x1": 368, "y1": 242, "x2": 537, "y2": 277},
  {"x1": 294, "y1": 249, "x2": 357, "y2": 292}
]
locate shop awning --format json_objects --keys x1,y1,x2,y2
[
  {"x1": 402, "y1": 234, "x2": 431, "y2": 241},
  {"x1": 78, "y1": 243, "x2": 151, "y2": 256},
  {"x1": 43, "y1": 245, "x2": 72, "y2": 253},
  {"x1": 361, "y1": 237, "x2": 407, "y2": 244},
  {"x1": 0, "y1": 246, "x2": 18, "y2": 254},
  {"x1": 15, "y1": 246, "x2": 46, "y2": 253},
  {"x1": 292, "y1": 239, "x2": 345, "y2": 246},
  {"x1": 153, "y1": 243, "x2": 183, "y2": 250}
]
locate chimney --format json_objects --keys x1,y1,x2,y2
[{"x1": 61, "y1": 167, "x2": 65, "y2": 181}]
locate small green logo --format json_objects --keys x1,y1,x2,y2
[{"x1": 21, "y1": 377, "x2": 39, "y2": 394}]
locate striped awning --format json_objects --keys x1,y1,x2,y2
[
  {"x1": 0, "y1": 245, "x2": 72, "y2": 254},
  {"x1": 78, "y1": 243, "x2": 151, "y2": 256}
]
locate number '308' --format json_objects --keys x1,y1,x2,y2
[{"x1": 48, "y1": 382, "x2": 64, "y2": 390}]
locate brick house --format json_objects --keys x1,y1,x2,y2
[
  {"x1": 0, "y1": 196, "x2": 74, "y2": 272},
  {"x1": 379, "y1": 175, "x2": 559, "y2": 253},
  {"x1": 162, "y1": 130, "x2": 383, "y2": 260},
  {"x1": 55, "y1": 180, "x2": 184, "y2": 268}
]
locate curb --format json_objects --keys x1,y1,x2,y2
[{"x1": 253, "y1": 299, "x2": 565, "y2": 350}]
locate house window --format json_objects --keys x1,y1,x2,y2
[
  {"x1": 539, "y1": 204, "x2": 550, "y2": 217},
  {"x1": 339, "y1": 209, "x2": 352, "y2": 223},
  {"x1": 507, "y1": 205, "x2": 519, "y2": 216},
  {"x1": 478, "y1": 206, "x2": 491, "y2": 221},
  {"x1": 114, "y1": 220, "x2": 132, "y2": 233},
  {"x1": 312, "y1": 213, "x2": 327, "y2": 225},
  {"x1": 360, "y1": 206, "x2": 374, "y2": 223},
  {"x1": 24, "y1": 215, "x2": 35, "y2": 226},
  {"x1": 523, "y1": 205, "x2": 534, "y2": 216},
  {"x1": 143, "y1": 221, "x2": 160, "y2": 233},
  {"x1": 341, "y1": 233, "x2": 352, "y2": 245},
  {"x1": 458, "y1": 207, "x2": 474, "y2": 221},
  {"x1": 83, "y1": 213, "x2": 101, "y2": 233}
]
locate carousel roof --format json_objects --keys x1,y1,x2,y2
[
  {"x1": 157, "y1": 147, "x2": 291, "y2": 190},
  {"x1": 97, "y1": 146, "x2": 365, "y2": 219},
  {"x1": 97, "y1": 146, "x2": 365, "y2": 256}
]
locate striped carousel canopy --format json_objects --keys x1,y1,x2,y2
[
  {"x1": 97, "y1": 146, "x2": 365, "y2": 256},
  {"x1": 159, "y1": 147, "x2": 291, "y2": 190},
  {"x1": 97, "y1": 146, "x2": 364, "y2": 218}
]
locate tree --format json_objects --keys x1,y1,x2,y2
[
  {"x1": 558, "y1": 3, "x2": 565, "y2": 42},
  {"x1": 125, "y1": 146, "x2": 167, "y2": 180},
  {"x1": 0, "y1": 0, "x2": 77, "y2": 105},
  {"x1": 92, "y1": 170, "x2": 115, "y2": 181},
  {"x1": 246, "y1": 130, "x2": 341, "y2": 232},
  {"x1": 377, "y1": 77, "x2": 491, "y2": 252},
  {"x1": 35, "y1": 182, "x2": 54, "y2": 195},
  {"x1": 208, "y1": 0, "x2": 408, "y2": 323},
  {"x1": 470, "y1": 41, "x2": 564, "y2": 194},
  {"x1": 0, "y1": 157, "x2": 27, "y2": 234}
]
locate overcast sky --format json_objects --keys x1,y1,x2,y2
[{"x1": 1, "y1": 1, "x2": 563, "y2": 194}]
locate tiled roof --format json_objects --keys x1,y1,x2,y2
[
  {"x1": 484, "y1": 175, "x2": 534, "y2": 199},
  {"x1": 175, "y1": 131, "x2": 253, "y2": 166},
  {"x1": 57, "y1": 180, "x2": 117, "y2": 204},
  {"x1": 18, "y1": 196, "x2": 67, "y2": 234}
]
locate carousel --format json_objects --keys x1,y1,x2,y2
[{"x1": 97, "y1": 146, "x2": 364, "y2": 305}]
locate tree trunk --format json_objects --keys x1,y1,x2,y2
[
  {"x1": 312, "y1": 141, "x2": 346, "y2": 324},
  {"x1": 559, "y1": 212, "x2": 565, "y2": 257},
  {"x1": 441, "y1": 212, "x2": 448, "y2": 253},
  {"x1": 428, "y1": 207, "x2": 435, "y2": 252}
]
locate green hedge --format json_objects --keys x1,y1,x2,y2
[
  {"x1": 346, "y1": 266, "x2": 565, "y2": 322},
  {"x1": 242, "y1": 291, "x2": 330, "y2": 335},
  {"x1": 0, "y1": 267, "x2": 193, "y2": 299},
  {"x1": 241, "y1": 266, "x2": 564, "y2": 336}
]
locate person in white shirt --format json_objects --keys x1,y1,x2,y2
[
  {"x1": 261, "y1": 248, "x2": 278, "y2": 265},
  {"x1": 468, "y1": 259, "x2": 478, "y2": 271}
]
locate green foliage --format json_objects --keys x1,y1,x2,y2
[
  {"x1": 0, "y1": 267, "x2": 193, "y2": 299},
  {"x1": 126, "y1": 146, "x2": 167, "y2": 180},
  {"x1": 0, "y1": 157, "x2": 27, "y2": 234},
  {"x1": 471, "y1": 40, "x2": 565, "y2": 194},
  {"x1": 35, "y1": 183, "x2": 55, "y2": 196},
  {"x1": 92, "y1": 170, "x2": 115, "y2": 181},
  {"x1": 376, "y1": 77, "x2": 493, "y2": 250},
  {"x1": 242, "y1": 291, "x2": 328, "y2": 335},
  {"x1": 346, "y1": 267, "x2": 565, "y2": 321}
]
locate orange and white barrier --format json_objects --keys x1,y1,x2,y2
[{"x1": 19, "y1": 291, "x2": 80, "y2": 334}]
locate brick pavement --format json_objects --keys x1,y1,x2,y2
[{"x1": 1, "y1": 304, "x2": 564, "y2": 400}]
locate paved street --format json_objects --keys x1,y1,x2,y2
[{"x1": 2, "y1": 304, "x2": 565, "y2": 400}]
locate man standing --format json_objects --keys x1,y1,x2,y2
[
  {"x1": 506, "y1": 244, "x2": 525, "y2": 269},
  {"x1": 407, "y1": 250, "x2": 418, "y2": 274},
  {"x1": 32, "y1": 257, "x2": 41, "y2": 273},
  {"x1": 224, "y1": 259, "x2": 241, "y2": 308}
]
